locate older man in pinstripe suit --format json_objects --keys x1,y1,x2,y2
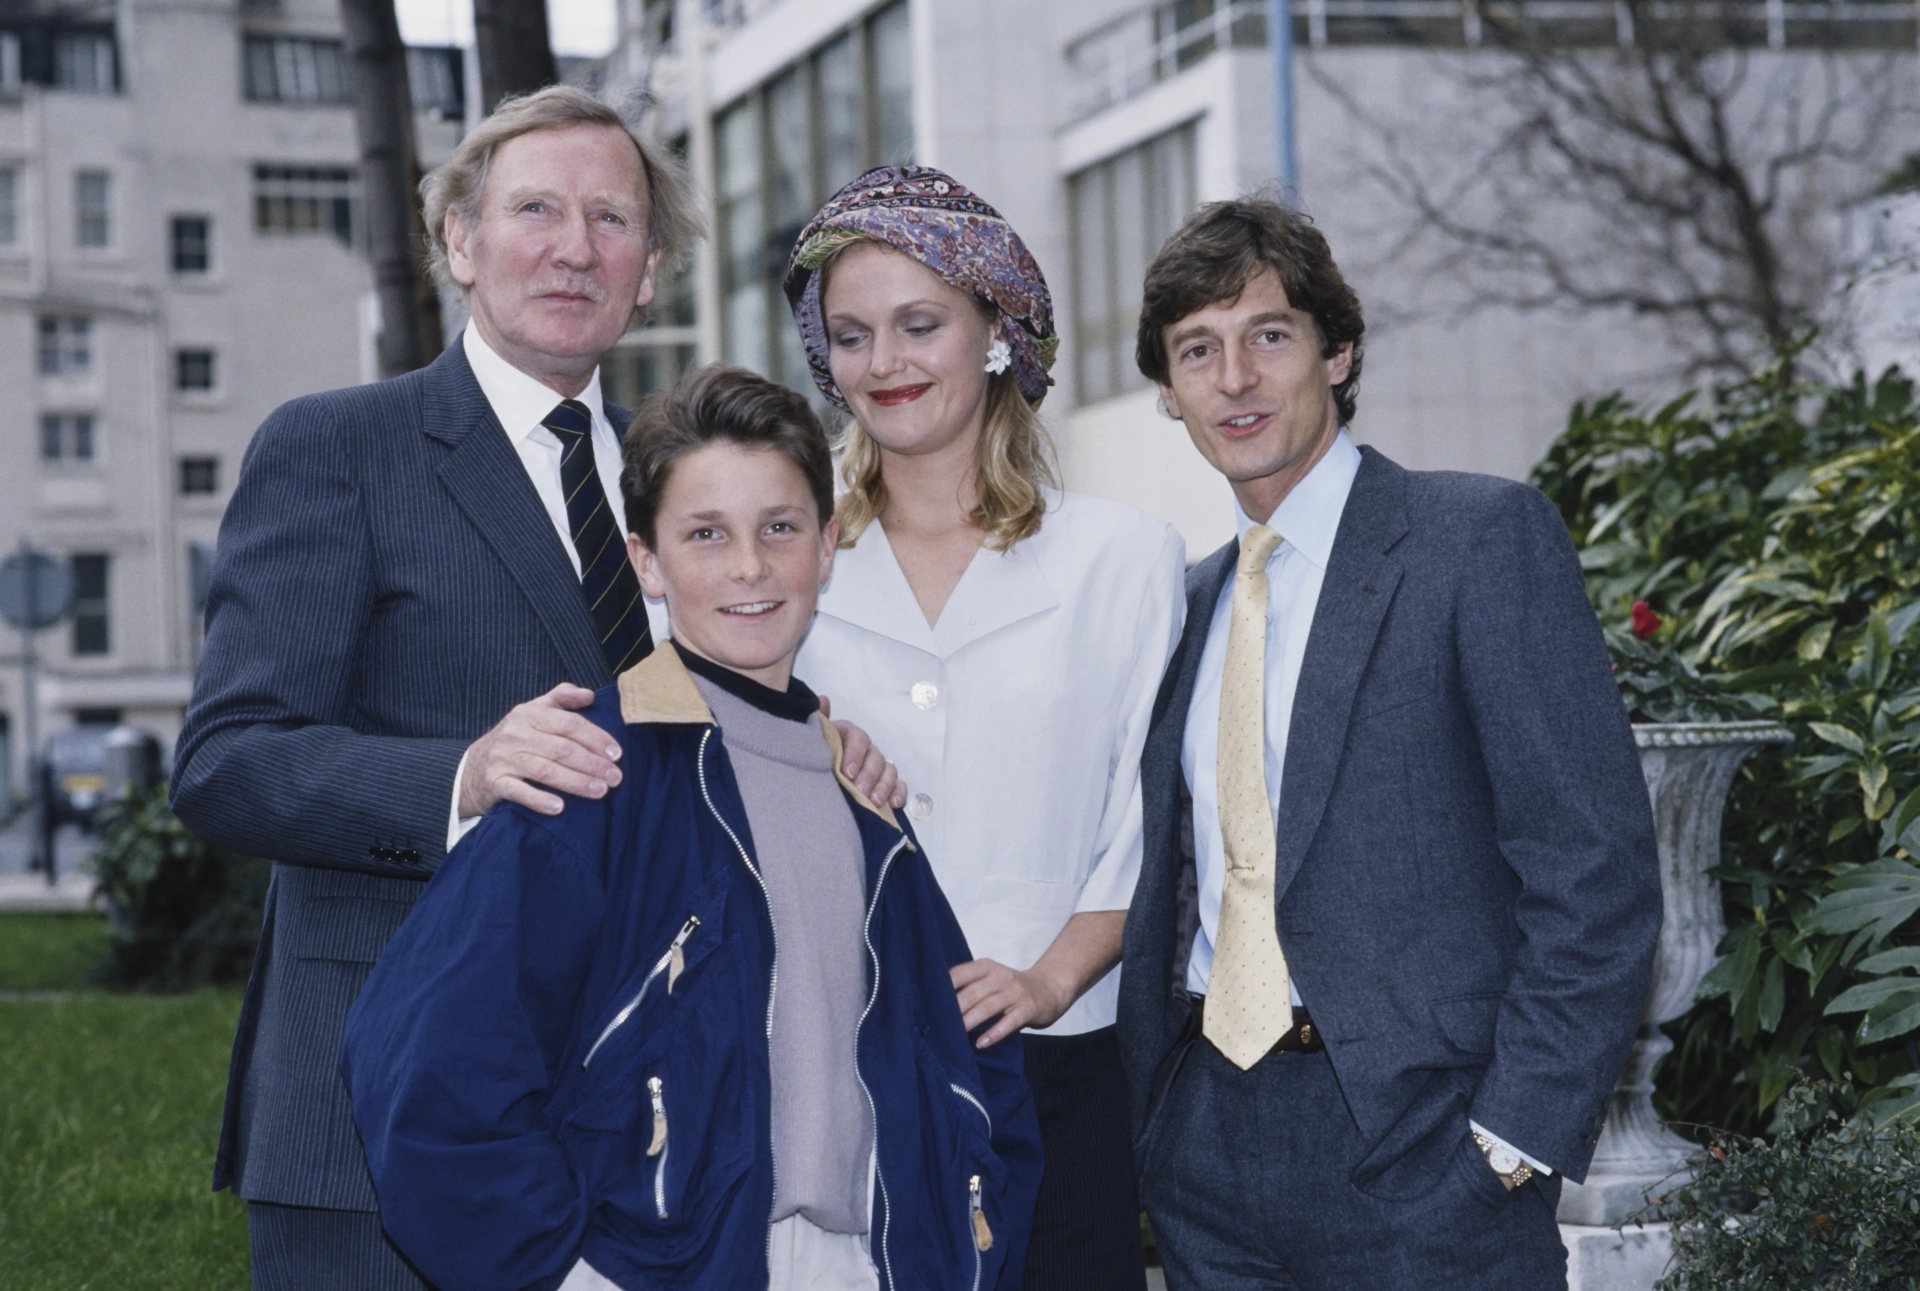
[{"x1": 173, "y1": 87, "x2": 900, "y2": 1291}]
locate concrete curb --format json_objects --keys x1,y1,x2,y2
[{"x1": 0, "y1": 873, "x2": 98, "y2": 912}]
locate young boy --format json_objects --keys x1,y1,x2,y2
[{"x1": 342, "y1": 364, "x2": 1042, "y2": 1291}]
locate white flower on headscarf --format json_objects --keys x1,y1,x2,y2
[{"x1": 983, "y1": 339, "x2": 1012, "y2": 375}]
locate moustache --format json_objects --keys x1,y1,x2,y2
[{"x1": 527, "y1": 277, "x2": 609, "y2": 303}]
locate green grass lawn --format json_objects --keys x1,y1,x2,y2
[
  {"x1": 0, "y1": 914, "x2": 248, "y2": 1290},
  {"x1": 0, "y1": 913, "x2": 112, "y2": 991}
]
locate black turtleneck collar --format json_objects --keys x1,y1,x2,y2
[{"x1": 671, "y1": 640, "x2": 820, "y2": 724}]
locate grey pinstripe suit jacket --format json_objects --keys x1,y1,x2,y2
[{"x1": 172, "y1": 342, "x2": 628, "y2": 1211}]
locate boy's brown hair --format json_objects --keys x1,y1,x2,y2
[{"x1": 620, "y1": 364, "x2": 834, "y2": 548}]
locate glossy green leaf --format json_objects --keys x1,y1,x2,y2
[
  {"x1": 1859, "y1": 986, "x2": 1920, "y2": 1043},
  {"x1": 1804, "y1": 860, "x2": 1920, "y2": 942}
]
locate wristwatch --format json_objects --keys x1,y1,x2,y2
[{"x1": 1472, "y1": 1132, "x2": 1534, "y2": 1189}]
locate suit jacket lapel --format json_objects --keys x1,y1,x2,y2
[
  {"x1": 423, "y1": 345, "x2": 611, "y2": 689},
  {"x1": 1275, "y1": 449, "x2": 1410, "y2": 900},
  {"x1": 1150, "y1": 539, "x2": 1238, "y2": 779}
]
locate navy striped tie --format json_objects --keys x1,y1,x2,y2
[{"x1": 543, "y1": 398, "x2": 652, "y2": 676}]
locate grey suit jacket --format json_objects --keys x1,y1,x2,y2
[
  {"x1": 1117, "y1": 446, "x2": 1661, "y2": 1189},
  {"x1": 172, "y1": 343, "x2": 628, "y2": 1210}
]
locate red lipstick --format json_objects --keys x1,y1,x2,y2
[{"x1": 869, "y1": 383, "x2": 931, "y2": 406}]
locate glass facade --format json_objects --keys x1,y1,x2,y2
[
  {"x1": 714, "y1": 0, "x2": 913, "y2": 387},
  {"x1": 1070, "y1": 123, "x2": 1197, "y2": 404}
]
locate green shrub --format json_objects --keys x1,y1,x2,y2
[
  {"x1": 88, "y1": 784, "x2": 269, "y2": 991},
  {"x1": 1655, "y1": 1080, "x2": 1920, "y2": 1289},
  {"x1": 1532, "y1": 354, "x2": 1920, "y2": 1135}
]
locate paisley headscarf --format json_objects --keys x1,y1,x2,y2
[{"x1": 784, "y1": 165, "x2": 1058, "y2": 412}]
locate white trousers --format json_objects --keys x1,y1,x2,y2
[{"x1": 556, "y1": 1215, "x2": 878, "y2": 1291}]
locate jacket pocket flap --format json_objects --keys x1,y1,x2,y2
[
  {"x1": 1353, "y1": 661, "x2": 1439, "y2": 721},
  {"x1": 288, "y1": 895, "x2": 414, "y2": 963},
  {"x1": 1430, "y1": 992, "x2": 1503, "y2": 1055}
]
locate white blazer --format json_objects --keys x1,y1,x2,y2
[{"x1": 795, "y1": 491, "x2": 1186, "y2": 1035}]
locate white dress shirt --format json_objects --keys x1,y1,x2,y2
[
  {"x1": 1181, "y1": 430, "x2": 1548, "y2": 1175},
  {"x1": 796, "y1": 491, "x2": 1186, "y2": 1036},
  {"x1": 446, "y1": 323, "x2": 669, "y2": 848}
]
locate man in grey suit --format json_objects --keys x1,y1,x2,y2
[
  {"x1": 1115, "y1": 196, "x2": 1662, "y2": 1288},
  {"x1": 173, "y1": 87, "x2": 898, "y2": 1290}
]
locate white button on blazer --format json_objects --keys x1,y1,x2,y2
[{"x1": 796, "y1": 491, "x2": 1186, "y2": 1035}]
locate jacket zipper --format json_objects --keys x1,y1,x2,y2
[
  {"x1": 695, "y1": 728, "x2": 784, "y2": 1272},
  {"x1": 969, "y1": 1173, "x2": 992, "y2": 1290},
  {"x1": 949, "y1": 1083, "x2": 991, "y2": 1136},
  {"x1": 647, "y1": 1076, "x2": 670, "y2": 1220},
  {"x1": 857, "y1": 835, "x2": 912, "y2": 1291},
  {"x1": 581, "y1": 914, "x2": 701, "y2": 1070}
]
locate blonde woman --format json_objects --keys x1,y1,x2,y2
[{"x1": 786, "y1": 167, "x2": 1185, "y2": 1291}]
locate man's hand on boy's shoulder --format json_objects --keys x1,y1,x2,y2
[
  {"x1": 459, "y1": 683, "x2": 626, "y2": 819},
  {"x1": 819, "y1": 695, "x2": 908, "y2": 810},
  {"x1": 456, "y1": 686, "x2": 906, "y2": 822}
]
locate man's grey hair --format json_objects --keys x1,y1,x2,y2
[{"x1": 419, "y1": 85, "x2": 703, "y2": 323}]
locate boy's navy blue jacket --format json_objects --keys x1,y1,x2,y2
[{"x1": 341, "y1": 647, "x2": 1043, "y2": 1291}]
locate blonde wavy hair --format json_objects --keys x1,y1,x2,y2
[{"x1": 824, "y1": 247, "x2": 1060, "y2": 553}]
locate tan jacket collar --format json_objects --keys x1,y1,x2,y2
[{"x1": 617, "y1": 645, "x2": 902, "y2": 831}]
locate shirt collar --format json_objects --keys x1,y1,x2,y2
[
  {"x1": 1233, "y1": 429, "x2": 1362, "y2": 572},
  {"x1": 462, "y1": 319, "x2": 606, "y2": 446}
]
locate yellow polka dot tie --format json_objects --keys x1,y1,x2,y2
[{"x1": 1204, "y1": 524, "x2": 1293, "y2": 1071}]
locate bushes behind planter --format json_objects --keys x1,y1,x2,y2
[
  {"x1": 1657, "y1": 1080, "x2": 1920, "y2": 1289},
  {"x1": 1532, "y1": 354, "x2": 1920, "y2": 1135},
  {"x1": 89, "y1": 783, "x2": 269, "y2": 991}
]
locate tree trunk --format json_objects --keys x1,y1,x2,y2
[
  {"x1": 474, "y1": 0, "x2": 559, "y2": 113},
  {"x1": 338, "y1": 0, "x2": 444, "y2": 378}
]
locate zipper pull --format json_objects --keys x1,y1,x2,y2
[
  {"x1": 666, "y1": 915, "x2": 700, "y2": 993},
  {"x1": 969, "y1": 1174, "x2": 992, "y2": 1252},
  {"x1": 646, "y1": 1076, "x2": 668, "y2": 1157}
]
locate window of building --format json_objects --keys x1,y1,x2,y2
[
  {"x1": 171, "y1": 215, "x2": 211, "y2": 272},
  {"x1": 180, "y1": 456, "x2": 219, "y2": 495},
  {"x1": 40, "y1": 413, "x2": 96, "y2": 462},
  {"x1": 244, "y1": 35, "x2": 349, "y2": 104},
  {"x1": 712, "y1": 0, "x2": 912, "y2": 385},
  {"x1": 0, "y1": 167, "x2": 17, "y2": 245},
  {"x1": 70, "y1": 553, "x2": 109, "y2": 656},
  {"x1": 253, "y1": 164, "x2": 358, "y2": 245},
  {"x1": 869, "y1": 1, "x2": 913, "y2": 167},
  {"x1": 37, "y1": 315, "x2": 91, "y2": 374},
  {"x1": 75, "y1": 169, "x2": 109, "y2": 247},
  {"x1": 1070, "y1": 123, "x2": 1197, "y2": 405},
  {"x1": 407, "y1": 46, "x2": 465, "y2": 120},
  {"x1": 54, "y1": 31, "x2": 116, "y2": 92},
  {"x1": 175, "y1": 348, "x2": 216, "y2": 392},
  {"x1": 1, "y1": 33, "x2": 20, "y2": 95}
]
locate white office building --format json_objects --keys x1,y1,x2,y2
[
  {"x1": 0, "y1": 0, "x2": 466, "y2": 802},
  {"x1": 605, "y1": 0, "x2": 1917, "y2": 558}
]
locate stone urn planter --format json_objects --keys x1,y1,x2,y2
[{"x1": 1558, "y1": 719, "x2": 1792, "y2": 1229}]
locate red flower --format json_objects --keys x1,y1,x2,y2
[{"x1": 1631, "y1": 601, "x2": 1662, "y2": 640}]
